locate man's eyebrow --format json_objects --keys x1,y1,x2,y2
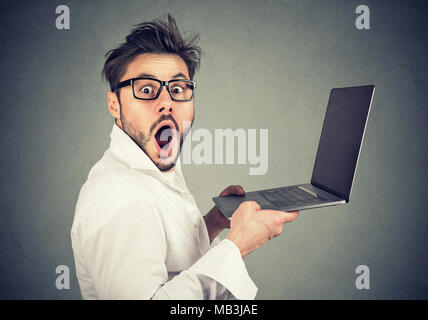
[
  {"x1": 136, "y1": 73, "x2": 157, "y2": 78},
  {"x1": 171, "y1": 72, "x2": 188, "y2": 79},
  {"x1": 135, "y1": 72, "x2": 188, "y2": 80}
]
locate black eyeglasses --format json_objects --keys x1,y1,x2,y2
[{"x1": 113, "y1": 77, "x2": 196, "y2": 102}]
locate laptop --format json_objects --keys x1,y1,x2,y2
[{"x1": 212, "y1": 85, "x2": 375, "y2": 218}]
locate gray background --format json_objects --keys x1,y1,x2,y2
[{"x1": 0, "y1": 0, "x2": 427, "y2": 299}]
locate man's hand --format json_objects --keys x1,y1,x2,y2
[
  {"x1": 226, "y1": 201, "x2": 299, "y2": 258},
  {"x1": 204, "y1": 185, "x2": 245, "y2": 243}
]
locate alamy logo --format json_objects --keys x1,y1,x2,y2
[
  {"x1": 355, "y1": 5, "x2": 370, "y2": 30},
  {"x1": 55, "y1": 5, "x2": 70, "y2": 30},
  {"x1": 181, "y1": 126, "x2": 269, "y2": 176},
  {"x1": 159, "y1": 121, "x2": 269, "y2": 175},
  {"x1": 355, "y1": 265, "x2": 370, "y2": 290},
  {"x1": 55, "y1": 265, "x2": 70, "y2": 289}
]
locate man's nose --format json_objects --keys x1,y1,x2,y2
[{"x1": 157, "y1": 86, "x2": 173, "y2": 114}]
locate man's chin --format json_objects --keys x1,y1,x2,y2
[
  {"x1": 153, "y1": 137, "x2": 182, "y2": 172},
  {"x1": 155, "y1": 157, "x2": 177, "y2": 172},
  {"x1": 152, "y1": 149, "x2": 180, "y2": 172},
  {"x1": 156, "y1": 163, "x2": 176, "y2": 172}
]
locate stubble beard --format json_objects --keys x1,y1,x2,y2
[{"x1": 119, "y1": 109, "x2": 190, "y2": 172}]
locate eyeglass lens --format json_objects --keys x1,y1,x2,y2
[{"x1": 133, "y1": 79, "x2": 194, "y2": 101}]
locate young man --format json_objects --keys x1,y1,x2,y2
[{"x1": 71, "y1": 14, "x2": 299, "y2": 300}]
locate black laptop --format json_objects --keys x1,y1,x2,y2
[{"x1": 212, "y1": 85, "x2": 375, "y2": 218}]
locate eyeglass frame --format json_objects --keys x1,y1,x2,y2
[{"x1": 112, "y1": 77, "x2": 196, "y2": 102}]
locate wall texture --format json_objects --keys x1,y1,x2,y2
[{"x1": 0, "y1": 0, "x2": 427, "y2": 299}]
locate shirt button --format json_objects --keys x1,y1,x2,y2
[{"x1": 194, "y1": 223, "x2": 198, "y2": 228}]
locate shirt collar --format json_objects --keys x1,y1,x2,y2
[{"x1": 109, "y1": 122, "x2": 184, "y2": 180}]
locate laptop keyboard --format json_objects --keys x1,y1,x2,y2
[{"x1": 260, "y1": 186, "x2": 326, "y2": 208}]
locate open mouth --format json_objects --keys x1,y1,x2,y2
[{"x1": 154, "y1": 124, "x2": 176, "y2": 157}]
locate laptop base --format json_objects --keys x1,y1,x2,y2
[{"x1": 212, "y1": 183, "x2": 346, "y2": 218}]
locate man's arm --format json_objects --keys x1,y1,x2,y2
[
  {"x1": 79, "y1": 198, "x2": 257, "y2": 300},
  {"x1": 203, "y1": 185, "x2": 245, "y2": 243},
  {"x1": 78, "y1": 188, "x2": 298, "y2": 299}
]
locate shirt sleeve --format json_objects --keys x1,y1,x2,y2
[{"x1": 79, "y1": 199, "x2": 257, "y2": 300}]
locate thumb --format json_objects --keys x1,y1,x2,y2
[{"x1": 259, "y1": 210, "x2": 299, "y2": 223}]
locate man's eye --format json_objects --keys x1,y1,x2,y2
[
  {"x1": 141, "y1": 86, "x2": 153, "y2": 94},
  {"x1": 171, "y1": 86, "x2": 183, "y2": 94}
]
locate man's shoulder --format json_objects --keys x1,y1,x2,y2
[
  {"x1": 84, "y1": 148, "x2": 157, "y2": 194},
  {"x1": 72, "y1": 149, "x2": 160, "y2": 239}
]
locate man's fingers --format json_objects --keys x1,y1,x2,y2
[
  {"x1": 258, "y1": 210, "x2": 299, "y2": 223},
  {"x1": 219, "y1": 185, "x2": 245, "y2": 196},
  {"x1": 238, "y1": 200, "x2": 260, "y2": 211}
]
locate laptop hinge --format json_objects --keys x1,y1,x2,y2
[{"x1": 311, "y1": 180, "x2": 349, "y2": 202}]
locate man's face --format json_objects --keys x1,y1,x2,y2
[{"x1": 108, "y1": 53, "x2": 194, "y2": 172}]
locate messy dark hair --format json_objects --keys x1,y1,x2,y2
[{"x1": 102, "y1": 14, "x2": 202, "y2": 92}]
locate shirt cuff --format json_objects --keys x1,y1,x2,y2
[{"x1": 189, "y1": 239, "x2": 258, "y2": 300}]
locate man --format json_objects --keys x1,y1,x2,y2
[{"x1": 71, "y1": 14, "x2": 299, "y2": 300}]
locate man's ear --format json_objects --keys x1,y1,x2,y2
[{"x1": 107, "y1": 91, "x2": 122, "y2": 127}]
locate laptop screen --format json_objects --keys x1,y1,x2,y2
[{"x1": 311, "y1": 85, "x2": 374, "y2": 201}]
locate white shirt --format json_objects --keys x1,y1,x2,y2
[{"x1": 71, "y1": 123, "x2": 258, "y2": 300}]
